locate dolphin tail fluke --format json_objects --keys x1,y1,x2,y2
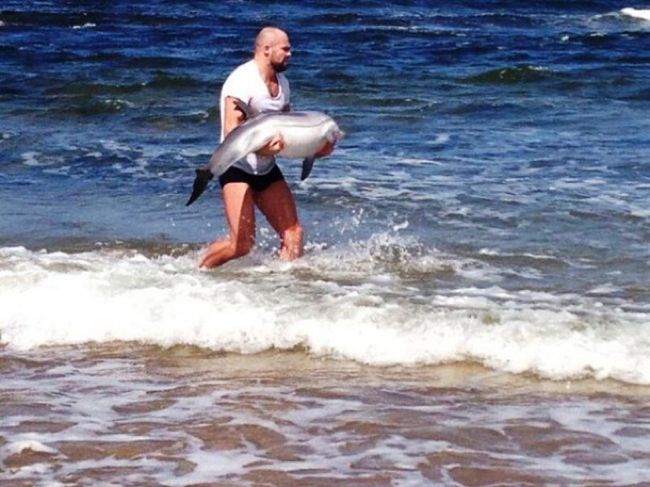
[
  {"x1": 300, "y1": 157, "x2": 316, "y2": 181},
  {"x1": 186, "y1": 168, "x2": 214, "y2": 206}
]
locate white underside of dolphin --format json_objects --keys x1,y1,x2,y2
[{"x1": 186, "y1": 100, "x2": 343, "y2": 206}]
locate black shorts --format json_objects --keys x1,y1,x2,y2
[{"x1": 218, "y1": 165, "x2": 285, "y2": 192}]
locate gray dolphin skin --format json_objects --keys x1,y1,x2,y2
[{"x1": 186, "y1": 100, "x2": 343, "y2": 206}]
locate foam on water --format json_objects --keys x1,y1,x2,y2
[
  {"x1": 2, "y1": 351, "x2": 649, "y2": 486},
  {"x1": 621, "y1": 7, "x2": 650, "y2": 22},
  {"x1": 1, "y1": 242, "x2": 649, "y2": 384}
]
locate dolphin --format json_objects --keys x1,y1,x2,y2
[{"x1": 186, "y1": 99, "x2": 343, "y2": 206}]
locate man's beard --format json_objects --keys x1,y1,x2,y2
[{"x1": 271, "y1": 60, "x2": 289, "y2": 73}]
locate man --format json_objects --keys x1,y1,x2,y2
[{"x1": 199, "y1": 26, "x2": 335, "y2": 268}]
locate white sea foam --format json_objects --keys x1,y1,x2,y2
[
  {"x1": 621, "y1": 8, "x2": 650, "y2": 21},
  {"x1": 3, "y1": 356, "x2": 648, "y2": 486},
  {"x1": 20, "y1": 152, "x2": 45, "y2": 167},
  {"x1": 1, "y1": 245, "x2": 649, "y2": 384},
  {"x1": 2, "y1": 440, "x2": 58, "y2": 457}
]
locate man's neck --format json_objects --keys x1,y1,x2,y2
[{"x1": 254, "y1": 57, "x2": 276, "y2": 83}]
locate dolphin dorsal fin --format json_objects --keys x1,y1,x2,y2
[{"x1": 232, "y1": 99, "x2": 258, "y2": 120}]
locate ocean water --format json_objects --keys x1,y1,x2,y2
[{"x1": 1, "y1": 1, "x2": 650, "y2": 485}]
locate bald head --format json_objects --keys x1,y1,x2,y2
[
  {"x1": 254, "y1": 27, "x2": 291, "y2": 73},
  {"x1": 255, "y1": 27, "x2": 287, "y2": 51}
]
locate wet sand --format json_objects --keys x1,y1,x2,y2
[{"x1": 1, "y1": 345, "x2": 650, "y2": 485}]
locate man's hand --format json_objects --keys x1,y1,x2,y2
[
  {"x1": 257, "y1": 133, "x2": 285, "y2": 156},
  {"x1": 315, "y1": 138, "x2": 336, "y2": 158}
]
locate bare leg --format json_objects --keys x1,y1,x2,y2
[
  {"x1": 255, "y1": 179, "x2": 303, "y2": 260},
  {"x1": 199, "y1": 182, "x2": 256, "y2": 268}
]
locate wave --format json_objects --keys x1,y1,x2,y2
[
  {"x1": 44, "y1": 81, "x2": 143, "y2": 97},
  {"x1": 132, "y1": 110, "x2": 212, "y2": 127},
  {"x1": 32, "y1": 72, "x2": 207, "y2": 118},
  {"x1": 53, "y1": 98, "x2": 134, "y2": 116},
  {"x1": 459, "y1": 63, "x2": 647, "y2": 102},
  {"x1": 621, "y1": 7, "x2": 650, "y2": 22},
  {"x1": 0, "y1": 9, "x2": 198, "y2": 29},
  {"x1": 43, "y1": 72, "x2": 203, "y2": 97},
  {"x1": 145, "y1": 72, "x2": 204, "y2": 90},
  {"x1": 465, "y1": 65, "x2": 555, "y2": 84},
  {"x1": 0, "y1": 10, "x2": 108, "y2": 28},
  {"x1": 1, "y1": 244, "x2": 649, "y2": 385}
]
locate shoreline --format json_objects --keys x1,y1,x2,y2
[
  {"x1": 7, "y1": 343, "x2": 650, "y2": 395},
  {"x1": 3, "y1": 343, "x2": 650, "y2": 485}
]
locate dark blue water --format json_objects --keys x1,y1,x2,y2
[{"x1": 1, "y1": 1, "x2": 650, "y2": 382}]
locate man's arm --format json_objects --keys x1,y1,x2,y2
[
  {"x1": 315, "y1": 140, "x2": 336, "y2": 158},
  {"x1": 223, "y1": 96, "x2": 285, "y2": 155},
  {"x1": 223, "y1": 96, "x2": 246, "y2": 138},
  {"x1": 279, "y1": 102, "x2": 335, "y2": 157}
]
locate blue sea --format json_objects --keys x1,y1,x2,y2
[{"x1": 1, "y1": 1, "x2": 650, "y2": 485}]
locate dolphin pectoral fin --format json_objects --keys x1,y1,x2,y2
[
  {"x1": 232, "y1": 99, "x2": 257, "y2": 120},
  {"x1": 186, "y1": 168, "x2": 215, "y2": 206},
  {"x1": 300, "y1": 157, "x2": 316, "y2": 181}
]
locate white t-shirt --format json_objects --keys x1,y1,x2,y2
[{"x1": 219, "y1": 59, "x2": 290, "y2": 175}]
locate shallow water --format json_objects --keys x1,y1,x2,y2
[
  {"x1": 2, "y1": 0, "x2": 650, "y2": 484},
  {"x1": 3, "y1": 346, "x2": 650, "y2": 486}
]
